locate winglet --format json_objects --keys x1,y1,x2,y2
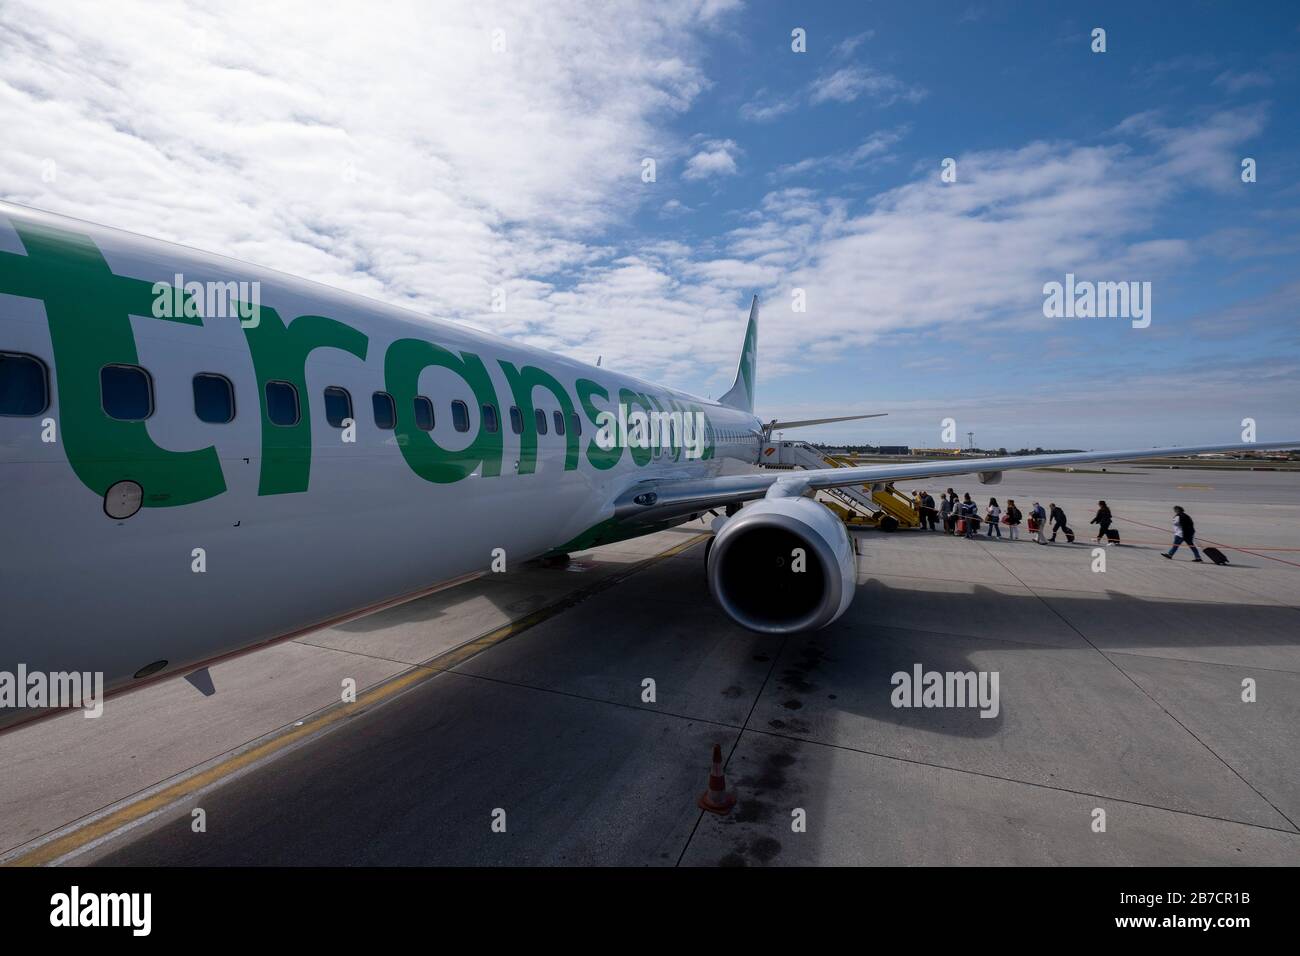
[{"x1": 718, "y1": 295, "x2": 758, "y2": 413}]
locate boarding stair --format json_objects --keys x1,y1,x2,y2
[{"x1": 758, "y1": 440, "x2": 922, "y2": 530}]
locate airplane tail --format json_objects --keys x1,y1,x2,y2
[{"x1": 718, "y1": 295, "x2": 758, "y2": 413}]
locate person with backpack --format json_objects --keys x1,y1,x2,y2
[
  {"x1": 960, "y1": 493, "x2": 979, "y2": 539},
  {"x1": 1029, "y1": 501, "x2": 1047, "y2": 544},
  {"x1": 1049, "y1": 502, "x2": 1074, "y2": 543},
  {"x1": 1091, "y1": 500, "x2": 1113, "y2": 544},
  {"x1": 1005, "y1": 499, "x2": 1022, "y2": 540},
  {"x1": 1162, "y1": 506, "x2": 1203, "y2": 562},
  {"x1": 985, "y1": 497, "x2": 1002, "y2": 538}
]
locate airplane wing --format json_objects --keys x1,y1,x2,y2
[
  {"x1": 766, "y1": 413, "x2": 887, "y2": 430},
  {"x1": 613, "y1": 440, "x2": 1300, "y2": 526}
]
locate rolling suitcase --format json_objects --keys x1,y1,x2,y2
[
  {"x1": 1105, "y1": 528, "x2": 1121, "y2": 544},
  {"x1": 955, "y1": 518, "x2": 967, "y2": 534},
  {"x1": 1203, "y1": 547, "x2": 1229, "y2": 566},
  {"x1": 1064, "y1": 527, "x2": 1075, "y2": 543},
  {"x1": 1027, "y1": 517, "x2": 1040, "y2": 533}
]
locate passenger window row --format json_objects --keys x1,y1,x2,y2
[{"x1": 0, "y1": 352, "x2": 581, "y2": 441}]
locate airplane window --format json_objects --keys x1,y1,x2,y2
[
  {"x1": 193, "y1": 373, "x2": 235, "y2": 424},
  {"x1": 569, "y1": 412, "x2": 581, "y2": 436},
  {"x1": 265, "y1": 380, "x2": 299, "y2": 426},
  {"x1": 413, "y1": 396, "x2": 435, "y2": 431},
  {"x1": 451, "y1": 400, "x2": 470, "y2": 432},
  {"x1": 101, "y1": 364, "x2": 154, "y2": 421},
  {"x1": 553, "y1": 410, "x2": 565, "y2": 435},
  {"x1": 534, "y1": 408, "x2": 548, "y2": 435},
  {"x1": 509, "y1": 406, "x2": 523, "y2": 434},
  {"x1": 324, "y1": 386, "x2": 352, "y2": 428},
  {"x1": 372, "y1": 391, "x2": 396, "y2": 430},
  {"x1": 482, "y1": 403, "x2": 499, "y2": 433},
  {"x1": 0, "y1": 352, "x2": 49, "y2": 416}
]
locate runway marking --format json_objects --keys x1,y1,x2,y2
[{"x1": 2, "y1": 531, "x2": 710, "y2": 867}]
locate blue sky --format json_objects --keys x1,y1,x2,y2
[
  {"x1": 2, "y1": 0, "x2": 1297, "y2": 448},
  {"x1": 635, "y1": 1, "x2": 1300, "y2": 448}
]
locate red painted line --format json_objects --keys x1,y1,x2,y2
[{"x1": 1113, "y1": 514, "x2": 1300, "y2": 569}]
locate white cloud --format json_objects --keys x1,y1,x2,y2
[
  {"x1": 808, "y1": 65, "x2": 927, "y2": 107},
  {"x1": 738, "y1": 89, "x2": 799, "y2": 122},
  {"x1": 682, "y1": 138, "x2": 740, "y2": 180},
  {"x1": 1212, "y1": 69, "x2": 1273, "y2": 94},
  {"x1": 830, "y1": 31, "x2": 874, "y2": 60},
  {"x1": 1115, "y1": 107, "x2": 1266, "y2": 191},
  {"x1": 0, "y1": 2, "x2": 1286, "y2": 420},
  {"x1": 0, "y1": 0, "x2": 721, "y2": 319},
  {"x1": 775, "y1": 126, "x2": 908, "y2": 178}
]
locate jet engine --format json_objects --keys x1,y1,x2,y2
[{"x1": 706, "y1": 496, "x2": 857, "y2": 633}]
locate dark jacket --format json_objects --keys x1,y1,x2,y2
[
  {"x1": 1050, "y1": 506, "x2": 1067, "y2": 525},
  {"x1": 1091, "y1": 507, "x2": 1111, "y2": 526},
  {"x1": 1177, "y1": 512, "x2": 1195, "y2": 539},
  {"x1": 1006, "y1": 505, "x2": 1021, "y2": 525}
]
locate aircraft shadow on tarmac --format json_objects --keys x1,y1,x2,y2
[{"x1": 85, "y1": 542, "x2": 1298, "y2": 866}]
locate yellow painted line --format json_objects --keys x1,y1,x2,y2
[{"x1": 5, "y1": 531, "x2": 710, "y2": 867}]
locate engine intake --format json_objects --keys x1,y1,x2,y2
[{"x1": 706, "y1": 496, "x2": 857, "y2": 633}]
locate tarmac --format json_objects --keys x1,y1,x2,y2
[{"x1": 2, "y1": 466, "x2": 1297, "y2": 866}]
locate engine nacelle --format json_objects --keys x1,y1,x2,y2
[{"x1": 706, "y1": 496, "x2": 857, "y2": 634}]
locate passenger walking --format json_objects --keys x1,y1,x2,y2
[
  {"x1": 1005, "y1": 499, "x2": 1022, "y2": 541},
  {"x1": 985, "y1": 497, "x2": 1002, "y2": 538},
  {"x1": 961, "y1": 493, "x2": 979, "y2": 539},
  {"x1": 1162, "y1": 506, "x2": 1203, "y2": 562},
  {"x1": 1048, "y1": 502, "x2": 1074, "y2": 543},
  {"x1": 1029, "y1": 501, "x2": 1047, "y2": 544},
  {"x1": 939, "y1": 492, "x2": 954, "y2": 533},
  {"x1": 1091, "y1": 500, "x2": 1113, "y2": 544}
]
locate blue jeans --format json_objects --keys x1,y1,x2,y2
[{"x1": 1166, "y1": 535, "x2": 1200, "y2": 559}]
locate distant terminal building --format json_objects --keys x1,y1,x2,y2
[
  {"x1": 910, "y1": 447, "x2": 965, "y2": 457},
  {"x1": 872, "y1": 445, "x2": 911, "y2": 456}
]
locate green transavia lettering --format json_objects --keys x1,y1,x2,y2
[{"x1": 0, "y1": 221, "x2": 716, "y2": 506}]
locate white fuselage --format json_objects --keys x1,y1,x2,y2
[{"x1": 0, "y1": 203, "x2": 763, "y2": 708}]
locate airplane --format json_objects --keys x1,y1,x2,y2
[{"x1": 1, "y1": 199, "x2": 1296, "y2": 728}]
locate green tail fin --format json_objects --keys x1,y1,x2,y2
[{"x1": 719, "y1": 295, "x2": 757, "y2": 413}]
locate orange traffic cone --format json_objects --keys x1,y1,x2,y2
[{"x1": 697, "y1": 743, "x2": 736, "y2": 814}]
